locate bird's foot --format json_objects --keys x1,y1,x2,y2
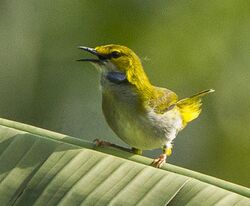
[
  {"x1": 93, "y1": 139, "x2": 112, "y2": 147},
  {"x1": 151, "y1": 154, "x2": 167, "y2": 168},
  {"x1": 93, "y1": 139, "x2": 131, "y2": 153}
]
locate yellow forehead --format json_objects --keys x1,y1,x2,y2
[{"x1": 95, "y1": 44, "x2": 133, "y2": 55}]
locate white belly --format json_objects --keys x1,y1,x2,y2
[
  {"x1": 101, "y1": 83, "x2": 183, "y2": 150},
  {"x1": 111, "y1": 108, "x2": 182, "y2": 150}
]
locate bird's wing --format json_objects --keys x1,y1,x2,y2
[
  {"x1": 177, "y1": 89, "x2": 214, "y2": 126},
  {"x1": 148, "y1": 87, "x2": 178, "y2": 114}
]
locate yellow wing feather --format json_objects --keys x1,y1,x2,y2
[
  {"x1": 148, "y1": 87, "x2": 178, "y2": 114},
  {"x1": 177, "y1": 89, "x2": 215, "y2": 126}
]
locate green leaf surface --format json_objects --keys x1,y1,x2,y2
[{"x1": 0, "y1": 118, "x2": 249, "y2": 206}]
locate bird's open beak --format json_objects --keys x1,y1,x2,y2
[{"x1": 77, "y1": 46, "x2": 104, "y2": 63}]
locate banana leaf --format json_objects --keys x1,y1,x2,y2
[{"x1": 0, "y1": 118, "x2": 249, "y2": 206}]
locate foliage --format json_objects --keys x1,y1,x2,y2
[
  {"x1": 0, "y1": 118, "x2": 249, "y2": 205},
  {"x1": 0, "y1": 1, "x2": 249, "y2": 187}
]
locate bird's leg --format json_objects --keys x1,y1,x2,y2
[
  {"x1": 132, "y1": 147, "x2": 142, "y2": 155},
  {"x1": 93, "y1": 139, "x2": 131, "y2": 153},
  {"x1": 151, "y1": 144, "x2": 173, "y2": 168}
]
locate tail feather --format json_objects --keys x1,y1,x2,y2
[
  {"x1": 188, "y1": 89, "x2": 215, "y2": 99},
  {"x1": 177, "y1": 89, "x2": 214, "y2": 125}
]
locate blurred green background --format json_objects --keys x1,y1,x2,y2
[{"x1": 0, "y1": 1, "x2": 249, "y2": 187}]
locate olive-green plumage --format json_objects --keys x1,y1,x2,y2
[{"x1": 78, "y1": 44, "x2": 214, "y2": 167}]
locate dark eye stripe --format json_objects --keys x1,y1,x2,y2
[
  {"x1": 98, "y1": 51, "x2": 122, "y2": 60},
  {"x1": 98, "y1": 55, "x2": 107, "y2": 60},
  {"x1": 105, "y1": 51, "x2": 122, "y2": 59},
  {"x1": 111, "y1": 51, "x2": 121, "y2": 58}
]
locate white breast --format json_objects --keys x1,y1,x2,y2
[
  {"x1": 100, "y1": 69, "x2": 184, "y2": 150},
  {"x1": 146, "y1": 107, "x2": 183, "y2": 143}
]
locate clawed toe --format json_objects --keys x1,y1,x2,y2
[
  {"x1": 93, "y1": 139, "x2": 136, "y2": 153},
  {"x1": 151, "y1": 154, "x2": 167, "y2": 168},
  {"x1": 93, "y1": 139, "x2": 112, "y2": 147}
]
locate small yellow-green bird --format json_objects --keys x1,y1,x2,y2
[{"x1": 78, "y1": 44, "x2": 214, "y2": 167}]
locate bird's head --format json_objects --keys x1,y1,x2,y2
[
  {"x1": 78, "y1": 44, "x2": 141, "y2": 72},
  {"x1": 78, "y1": 44, "x2": 151, "y2": 90}
]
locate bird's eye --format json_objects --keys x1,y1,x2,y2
[{"x1": 111, "y1": 51, "x2": 121, "y2": 58}]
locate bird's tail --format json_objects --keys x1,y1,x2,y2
[{"x1": 177, "y1": 89, "x2": 215, "y2": 126}]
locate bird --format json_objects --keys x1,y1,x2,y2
[{"x1": 77, "y1": 44, "x2": 214, "y2": 168}]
